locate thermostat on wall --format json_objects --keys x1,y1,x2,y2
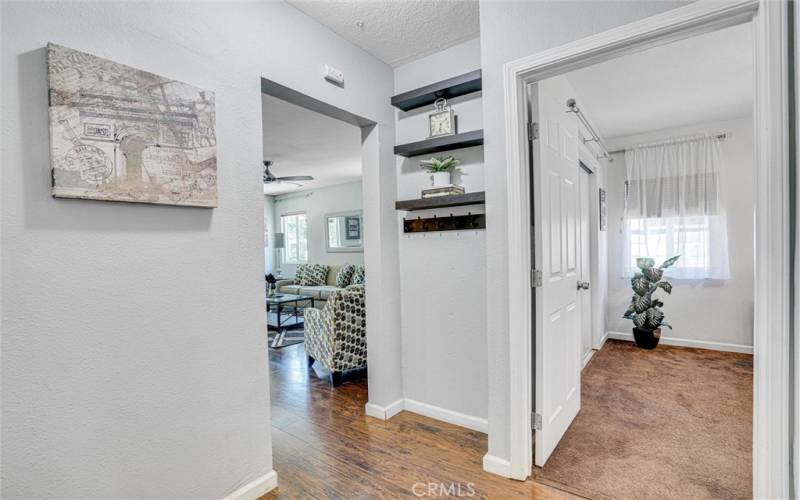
[{"x1": 324, "y1": 64, "x2": 345, "y2": 86}]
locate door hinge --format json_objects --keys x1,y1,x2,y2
[
  {"x1": 527, "y1": 121, "x2": 538, "y2": 141},
  {"x1": 532, "y1": 412, "x2": 542, "y2": 431},
  {"x1": 531, "y1": 269, "x2": 542, "y2": 287}
]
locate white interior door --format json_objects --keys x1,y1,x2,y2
[
  {"x1": 579, "y1": 166, "x2": 593, "y2": 367},
  {"x1": 530, "y1": 78, "x2": 582, "y2": 467}
]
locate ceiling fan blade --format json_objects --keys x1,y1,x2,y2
[{"x1": 277, "y1": 176, "x2": 314, "y2": 181}]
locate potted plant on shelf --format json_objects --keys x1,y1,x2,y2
[
  {"x1": 420, "y1": 155, "x2": 460, "y2": 187},
  {"x1": 623, "y1": 255, "x2": 680, "y2": 349}
]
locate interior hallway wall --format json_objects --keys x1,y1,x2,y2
[
  {"x1": 605, "y1": 117, "x2": 755, "y2": 351},
  {"x1": 1, "y1": 1, "x2": 397, "y2": 497},
  {"x1": 394, "y1": 38, "x2": 488, "y2": 426},
  {"x1": 478, "y1": 0, "x2": 692, "y2": 471},
  {"x1": 273, "y1": 181, "x2": 364, "y2": 277}
]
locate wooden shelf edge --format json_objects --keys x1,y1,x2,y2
[
  {"x1": 391, "y1": 70, "x2": 482, "y2": 112},
  {"x1": 394, "y1": 130, "x2": 484, "y2": 158},
  {"x1": 395, "y1": 191, "x2": 486, "y2": 211}
]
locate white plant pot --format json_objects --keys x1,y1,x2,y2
[{"x1": 431, "y1": 171, "x2": 451, "y2": 187}]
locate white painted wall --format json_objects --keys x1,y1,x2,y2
[
  {"x1": 272, "y1": 181, "x2": 364, "y2": 277},
  {"x1": 604, "y1": 117, "x2": 755, "y2": 350},
  {"x1": 395, "y1": 38, "x2": 488, "y2": 422},
  {"x1": 1, "y1": 1, "x2": 398, "y2": 497},
  {"x1": 478, "y1": 0, "x2": 690, "y2": 467}
]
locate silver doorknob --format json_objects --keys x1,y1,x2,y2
[{"x1": 577, "y1": 281, "x2": 590, "y2": 290}]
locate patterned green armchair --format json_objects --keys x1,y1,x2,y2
[{"x1": 304, "y1": 285, "x2": 366, "y2": 386}]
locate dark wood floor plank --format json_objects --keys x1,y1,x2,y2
[
  {"x1": 279, "y1": 418, "x2": 500, "y2": 497},
  {"x1": 262, "y1": 343, "x2": 579, "y2": 499},
  {"x1": 268, "y1": 427, "x2": 409, "y2": 499}
]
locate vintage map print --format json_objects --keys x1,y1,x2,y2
[{"x1": 48, "y1": 43, "x2": 217, "y2": 207}]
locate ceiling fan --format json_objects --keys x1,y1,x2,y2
[{"x1": 263, "y1": 160, "x2": 313, "y2": 187}]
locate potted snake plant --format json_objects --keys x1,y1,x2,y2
[{"x1": 623, "y1": 255, "x2": 679, "y2": 349}]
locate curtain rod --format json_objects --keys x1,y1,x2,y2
[
  {"x1": 607, "y1": 132, "x2": 729, "y2": 156},
  {"x1": 565, "y1": 98, "x2": 614, "y2": 163}
]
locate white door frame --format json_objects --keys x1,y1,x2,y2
[
  {"x1": 577, "y1": 141, "x2": 604, "y2": 354},
  {"x1": 501, "y1": 1, "x2": 790, "y2": 496}
]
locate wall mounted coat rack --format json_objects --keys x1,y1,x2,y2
[{"x1": 403, "y1": 212, "x2": 486, "y2": 233}]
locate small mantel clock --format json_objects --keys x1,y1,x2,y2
[{"x1": 428, "y1": 98, "x2": 456, "y2": 138}]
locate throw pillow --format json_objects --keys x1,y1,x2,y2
[
  {"x1": 294, "y1": 264, "x2": 309, "y2": 284},
  {"x1": 346, "y1": 283, "x2": 365, "y2": 293},
  {"x1": 301, "y1": 264, "x2": 329, "y2": 286},
  {"x1": 351, "y1": 265, "x2": 366, "y2": 285},
  {"x1": 335, "y1": 264, "x2": 356, "y2": 288}
]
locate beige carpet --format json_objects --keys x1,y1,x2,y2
[{"x1": 535, "y1": 339, "x2": 753, "y2": 500}]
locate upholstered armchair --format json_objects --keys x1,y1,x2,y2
[{"x1": 304, "y1": 285, "x2": 366, "y2": 386}]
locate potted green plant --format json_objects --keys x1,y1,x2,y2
[
  {"x1": 420, "y1": 155, "x2": 460, "y2": 187},
  {"x1": 623, "y1": 255, "x2": 680, "y2": 349}
]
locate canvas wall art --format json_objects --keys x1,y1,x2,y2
[{"x1": 47, "y1": 43, "x2": 217, "y2": 207}]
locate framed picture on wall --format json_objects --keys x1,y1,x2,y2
[
  {"x1": 345, "y1": 216, "x2": 361, "y2": 240},
  {"x1": 599, "y1": 188, "x2": 608, "y2": 231},
  {"x1": 326, "y1": 211, "x2": 363, "y2": 253}
]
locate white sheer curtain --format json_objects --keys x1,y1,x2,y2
[{"x1": 622, "y1": 134, "x2": 730, "y2": 280}]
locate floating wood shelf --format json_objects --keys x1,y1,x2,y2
[
  {"x1": 391, "y1": 70, "x2": 482, "y2": 112},
  {"x1": 394, "y1": 130, "x2": 483, "y2": 158},
  {"x1": 395, "y1": 191, "x2": 485, "y2": 211}
]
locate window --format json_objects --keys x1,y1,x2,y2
[
  {"x1": 280, "y1": 212, "x2": 308, "y2": 264},
  {"x1": 622, "y1": 135, "x2": 729, "y2": 280},
  {"x1": 626, "y1": 215, "x2": 727, "y2": 279}
]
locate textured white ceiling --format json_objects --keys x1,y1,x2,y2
[
  {"x1": 565, "y1": 22, "x2": 753, "y2": 141},
  {"x1": 287, "y1": 0, "x2": 480, "y2": 66},
  {"x1": 262, "y1": 94, "x2": 361, "y2": 196}
]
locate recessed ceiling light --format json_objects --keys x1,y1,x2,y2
[{"x1": 355, "y1": 20, "x2": 365, "y2": 29}]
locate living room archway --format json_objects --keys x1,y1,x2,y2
[{"x1": 260, "y1": 77, "x2": 401, "y2": 398}]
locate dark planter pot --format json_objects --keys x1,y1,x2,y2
[{"x1": 632, "y1": 326, "x2": 661, "y2": 349}]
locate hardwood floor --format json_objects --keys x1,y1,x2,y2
[{"x1": 262, "y1": 343, "x2": 577, "y2": 499}]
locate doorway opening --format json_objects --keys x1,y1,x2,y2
[
  {"x1": 502, "y1": 1, "x2": 790, "y2": 498},
  {"x1": 530, "y1": 17, "x2": 756, "y2": 500},
  {"x1": 261, "y1": 79, "x2": 373, "y2": 388}
]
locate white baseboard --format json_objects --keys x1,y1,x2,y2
[
  {"x1": 224, "y1": 470, "x2": 277, "y2": 500},
  {"x1": 403, "y1": 398, "x2": 488, "y2": 434},
  {"x1": 596, "y1": 330, "x2": 609, "y2": 350},
  {"x1": 365, "y1": 398, "x2": 404, "y2": 420},
  {"x1": 581, "y1": 349, "x2": 595, "y2": 368},
  {"x1": 366, "y1": 398, "x2": 488, "y2": 433},
  {"x1": 607, "y1": 331, "x2": 753, "y2": 354},
  {"x1": 482, "y1": 453, "x2": 512, "y2": 478}
]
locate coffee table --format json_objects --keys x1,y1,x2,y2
[{"x1": 266, "y1": 293, "x2": 314, "y2": 348}]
